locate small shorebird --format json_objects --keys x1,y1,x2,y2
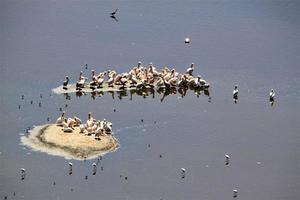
[
  {"x1": 269, "y1": 89, "x2": 275, "y2": 101},
  {"x1": 233, "y1": 85, "x2": 238, "y2": 99},
  {"x1": 181, "y1": 168, "x2": 186, "y2": 179}
]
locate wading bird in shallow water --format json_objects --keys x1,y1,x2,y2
[
  {"x1": 233, "y1": 85, "x2": 238, "y2": 103},
  {"x1": 181, "y1": 168, "x2": 186, "y2": 179},
  {"x1": 20, "y1": 168, "x2": 26, "y2": 180},
  {"x1": 269, "y1": 89, "x2": 275, "y2": 102}
]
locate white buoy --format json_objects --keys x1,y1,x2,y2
[
  {"x1": 233, "y1": 189, "x2": 238, "y2": 198},
  {"x1": 184, "y1": 37, "x2": 190, "y2": 44},
  {"x1": 181, "y1": 168, "x2": 186, "y2": 178},
  {"x1": 225, "y1": 154, "x2": 230, "y2": 165},
  {"x1": 68, "y1": 162, "x2": 73, "y2": 175},
  {"x1": 92, "y1": 163, "x2": 97, "y2": 175},
  {"x1": 20, "y1": 168, "x2": 26, "y2": 180}
]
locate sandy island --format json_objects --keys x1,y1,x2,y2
[{"x1": 21, "y1": 124, "x2": 119, "y2": 160}]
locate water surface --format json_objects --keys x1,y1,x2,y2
[{"x1": 0, "y1": 1, "x2": 299, "y2": 200}]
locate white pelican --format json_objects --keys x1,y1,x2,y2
[
  {"x1": 63, "y1": 76, "x2": 69, "y2": 87},
  {"x1": 62, "y1": 119, "x2": 73, "y2": 132},
  {"x1": 90, "y1": 70, "x2": 97, "y2": 86},
  {"x1": 136, "y1": 79, "x2": 147, "y2": 89},
  {"x1": 233, "y1": 85, "x2": 238, "y2": 99},
  {"x1": 186, "y1": 63, "x2": 194, "y2": 75},
  {"x1": 56, "y1": 112, "x2": 65, "y2": 125},
  {"x1": 107, "y1": 74, "x2": 115, "y2": 87},
  {"x1": 79, "y1": 124, "x2": 86, "y2": 133},
  {"x1": 95, "y1": 126, "x2": 104, "y2": 139},
  {"x1": 73, "y1": 116, "x2": 82, "y2": 125},
  {"x1": 76, "y1": 71, "x2": 86, "y2": 88},
  {"x1": 87, "y1": 112, "x2": 94, "y2": 123},
  {"x1": 91, "y1": 121, "x2": 99, "y2": 132},
  {"x1": 269, "y1": 89, "x2": 275, "y2": 101},
  {"x1": 97, "y1": 73, "x2": 106, "y2": 88}
]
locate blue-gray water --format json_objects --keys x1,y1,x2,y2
[{"x1": 0, "y1": 0, "x2": 299, "y2": 199}]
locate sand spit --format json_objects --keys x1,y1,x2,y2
[{"x1": 21, "y1": 124, "x2": 119, "y2": 160}]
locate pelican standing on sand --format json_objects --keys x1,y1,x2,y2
[
  {"x1": 186, "y1": 63, "x2": 194, "y2": 75},
  {"x1": 56, "y1": 111, "x2": 65, "y2": 125}
]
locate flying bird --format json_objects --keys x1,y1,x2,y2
[{"x1": 110, "y1": 9, "x2": 118, "y2": 16}]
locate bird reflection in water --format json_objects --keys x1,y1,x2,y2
[{"x1": 69, "y1": 87, "x2": 210, "y2": 102}]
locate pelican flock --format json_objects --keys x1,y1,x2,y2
[
  {"x1": 61, "y1": 62, "x2": 210, "y2": 92},
  {"x1": 56, "y1": 112, "x2": 112, "y2": 139}
]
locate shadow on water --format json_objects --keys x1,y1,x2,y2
[{"x1": 63, "y1": 86, "x2": 210, "y2": 102}]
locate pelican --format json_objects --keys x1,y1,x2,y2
[
  {"x1": 186, "y1": 63, "x2": 194, "y2": 75},
  {"x1": 90, "y1": 70, "x2": 97, "y2": 86},
  {"x1": 233, "y1": 85, "x2": 238, "y2": 99},
  {"x1": 56, "y1": 111, "x2": 65, "y2": 125},
  {"x1": 73, "y1": 116, "x2": 82, "y2": 125},
  {"x1": 62, "y1": 119, "x2": 73, "y2": 132},
  {"x1": 95, "y1": 126, "x2": 104, "y2": 140},
  {"x1": 63, "y1": 76, "x2": 69, "y2": 87},
  {"x1": 107, "y1": 74, "x2": 115, "y2": 87},
  {"x1": 76, "y1": 71, "x2": 86, "y2": 88},
  {"x1": 128, "y1": 74, "x2": 138, "y2": 87},
  {"x1": 91, "y1": 121, "x2": 99, "y2": 132},
  {"x1": 119, "y1": 75, "x2": 128, "y2": 88},
  {"x1": 97, "y1": 72, "x2": 106, "y2": 88},
  {"x1": 92, "y1": 163, "x2": 97, "y2": 175},
  {"x1": 79, "y1": 124, "x2": 86, "y2": 133},
  {"x1": 269, "y1": 89, "x2": 275, "y2": 101}
]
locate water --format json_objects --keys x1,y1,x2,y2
[{"x1": 0, "y1": 0, "x2": 299, "y2": 199}]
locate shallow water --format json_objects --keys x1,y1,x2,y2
[{"x1": 0, "y1": 0, "x2": 299, "y2": 200}]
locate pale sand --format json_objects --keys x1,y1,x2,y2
[
  {"x1": 52, "y1": 83, "x2": 139, "y2": 94},
  {"x1": 21, "y1": 124, "x2": 119, "y2": 160}
]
